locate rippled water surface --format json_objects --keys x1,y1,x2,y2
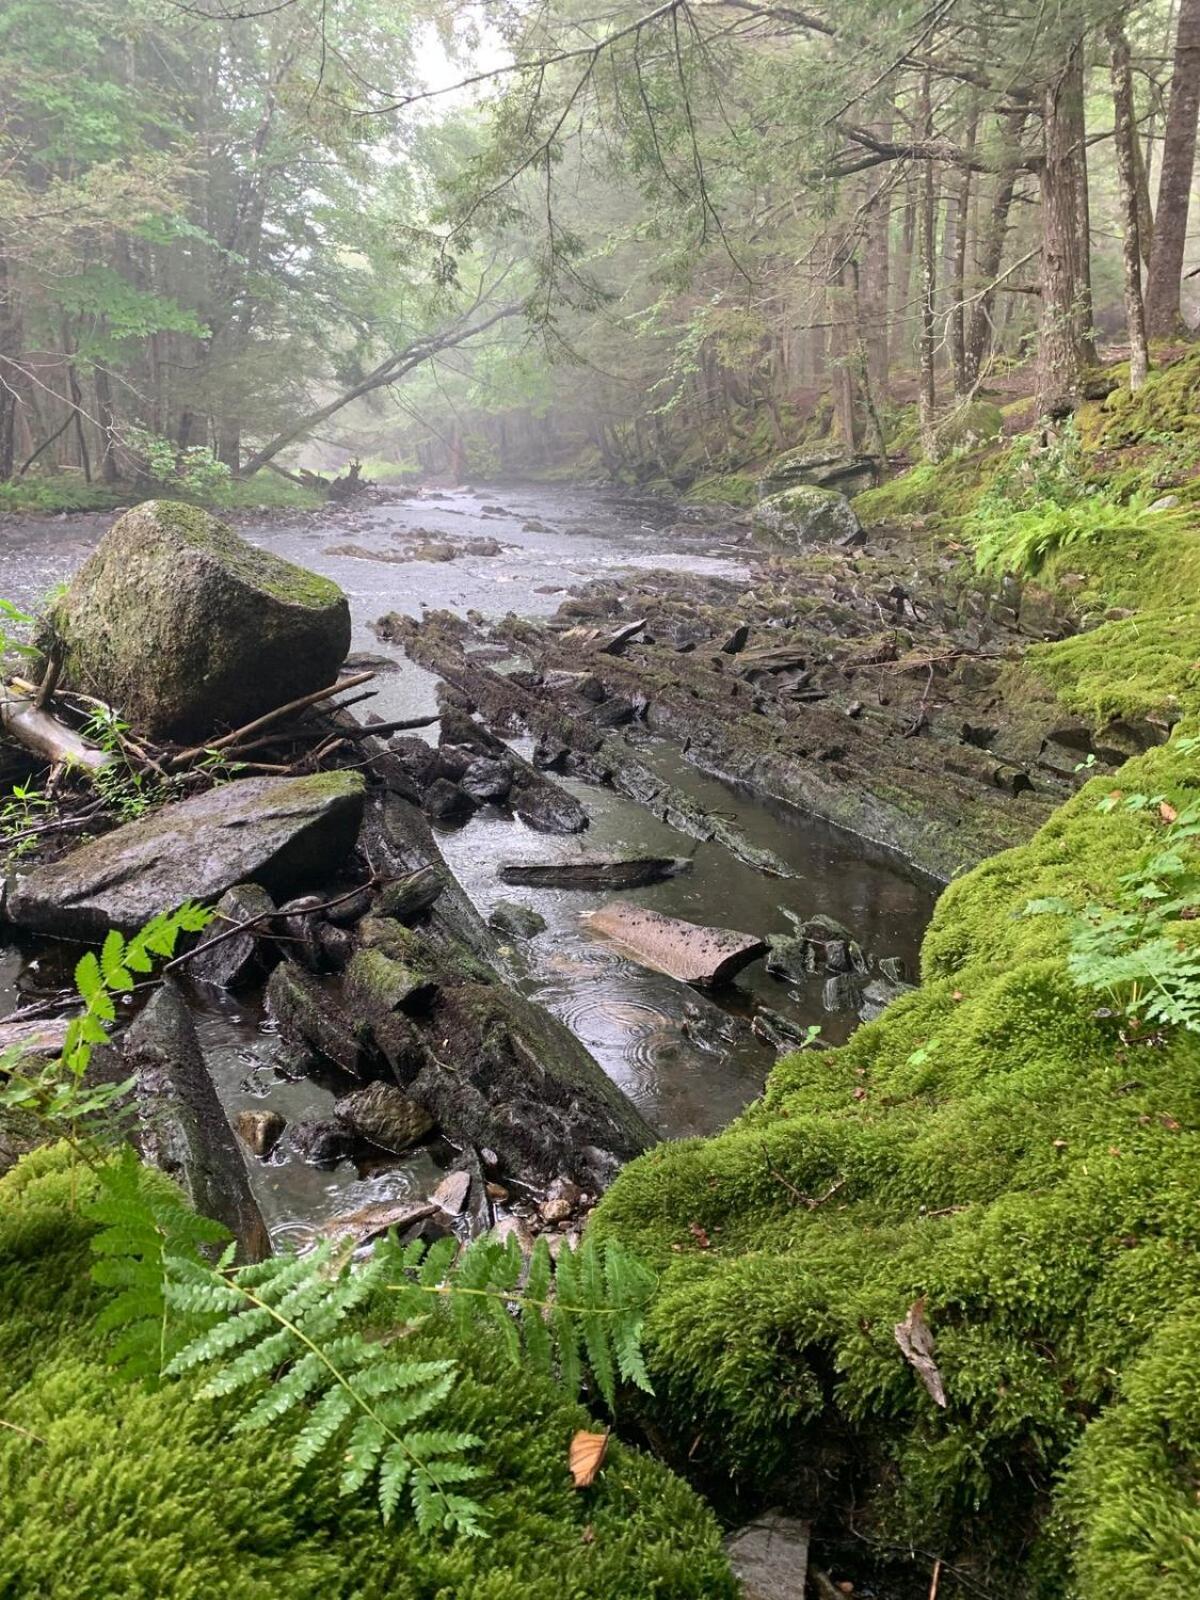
[{"x1": 0, "y1": 484, "x2": 937, "y2": 1237}]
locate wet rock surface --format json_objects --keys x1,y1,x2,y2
[
  {"x1": 7, "y1": 771, "x2": 365, "y2": 939},
  {"x1": 124, "y1": 983, "x2": 269, "y2": 1259},
  {"x1": 385, "y1": 515, "x2": 1102, "y2": 881}
]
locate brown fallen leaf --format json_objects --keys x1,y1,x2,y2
[
  {"x1": 1161, "y1": 801, "x2": 1179, "y2": 824},
  {"x1": 569, "y1": 1429, "x2": 609, "y2": 1489},
  {"x1": 688, "y1": 1220, "x2": 711, "y2": 1248},
  {"x1": 894, "y1": 1297, "x2": 947, "y2": 1408}
]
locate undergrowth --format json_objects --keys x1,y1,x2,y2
[{"x1": 0, "y1": 1147, "x2": 735, "y2": 1598}]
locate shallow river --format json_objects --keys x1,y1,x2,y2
[{"x1": 0, "y1": 485, "x2": 936, "y2": 1241}]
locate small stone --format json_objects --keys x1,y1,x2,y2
[
  {"x1": 540, "y1": 1197, "x2": 574, "y2": 1224},
  {"x1": 1148, "y1": 494, "x2": 1180, "y2": 512},
  {"x1": 480, "y1": 1147, "x2": 499, "y2": 1170},
  {"x1": 724, "y1": 1510, "x2": 810, "y2": 1600},
  {"x1": 432, "y1": 1168, "x2": 472, "y2": 1216},
  {"x1": 234, "y1": 1108, "x2": 286, "y2": 1159},
  {"x1": 334, "y1": 1081, "x2": 435, "y2": 1153},
  {"x1": 488, "y1": 900, "x2": 547, "y2": 940},
  {"x1": 486, "y1": 1181, "x2": 509, "y2": 1201},
  {"x1": 461, "y1": 756, "x2": 513, "y2": 803},
  {"x1": 424, "y1": 777, "x2": 476, "y2": 824},
  {"x1": 547, "y1": 1175, "x2": 584, "y2": 1206}
]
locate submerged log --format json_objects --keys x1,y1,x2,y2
[
  {"x1": 498, "y1": 855, "x2": 693, "y2": 890},
  {"x1": 584, "y1": 903, "x2": 767, "y2": 987}
]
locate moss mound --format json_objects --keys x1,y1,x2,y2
[
  {"x1": 0, "y1": 1147, "x2": 735, "y2": 1599},
  {"x1": 594, "y1": 723, "x2": 1200, "y2": 1595}
]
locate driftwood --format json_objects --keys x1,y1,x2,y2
[
  {"x1": 0, "y1": 692, "x2": 110, "y2": 773},
  {"x1": 499, "y1": 856, "x2": 692, "y2": 890},
  {"x1": 584, "y1": 902, "x2": 767, "y2": 987}
]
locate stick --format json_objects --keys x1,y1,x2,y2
[
  {"x1": 342, "y1": 713, "x2": 440, "y2": 738},
  {"x1": 168, "y1": 671, "x2": 376, "y2": 769},
  {"x1": 163, "y1": 877, "x2": 379, "y2": 972},
  {"x1": 0, "y1": 693, "x2": 109, "y2": 773}
]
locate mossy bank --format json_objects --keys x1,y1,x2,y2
[
  {"x1": 594, "y1": 351, "x2": 1200, "y2": 1597},
  {"x1": 0, "y1": 1147, "x2": 736, "y2": 1599}
]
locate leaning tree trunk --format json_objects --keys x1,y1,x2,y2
[
  {"x1": 963, "y1": 112, "x2": 1028, "y2": 389},
  {"x1": 1036, "y1": 48, "x2": 1089, "y2": 414},
  {"x1": 1109, "y1": 21, "x2": 1150, "y2": 390},
  {"x1": 1145, "y1": 0, "x2": 1200, "y2": 336}
]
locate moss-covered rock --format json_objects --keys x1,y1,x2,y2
[
  {"x1": 0, "y1": 1147, "x2": 736, "y2": 1598},
  {"x1": 593, "y1": 724, "x2": 1200, "y2": 1595},
  {"x1": 52, "y1": 499, "x2": 351, "y2": 738},
  {"x1": 7, "y1": 771, "x2": 365, "y2": 939},
  {"x1": 935, "y1": 399, "x2": 1004, "y2": 452},
  {"x1": 752, "y1": 486, "x2": 862, "y2": 548}
]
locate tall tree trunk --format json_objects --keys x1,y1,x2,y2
[
  {"x1": 1145, "y1": 0, "x2": 1200, "y2": 336},
  {"x1": 92, "y1": 364, "x2": 120, "y2": 484},
  {"x1": 1109, "y1": 22, "x2": 1150, "y2": 390},
  {"x1": 860, "y1": 121, "x2": 893, "y2": 400},
  {"x1": 916, "y1": 75, "x2": 940, "y2": 460},
  {"x1": 964, "y1": 113, "x2": 1028, "y2": 388},
  {"x1": 949, "y1": 102, "x2": 979, "y2": 395},
  {"x1": 1063, "y1": 47, "x2": 1098, "y2": 365},
  {"x1": 1037, "y1": 48, "x2": 1089, "y2": 413},
  {"x1": 0, "y1": 253, "x2": 18, "y2": 482},
  {"x1": 827, "y1": 255, "x2": 859, "y2": 450}
]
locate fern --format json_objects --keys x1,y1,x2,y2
[
  {"x1": 0, "y1": 901, "x2": 214, "y2": 1141},
  {"x1": 381, "y1": 1231, "x2": 657, "y2": 1412},
  {"x1": 1025, "y1": 789, "x2": 1200, "y2": 1034},
  {"x1": 161, "y1": 1242, "x2": 485, "y2": 1536},
  {"x1": 86, "y1": 1148, "x2": 230, "y2": 1382}
]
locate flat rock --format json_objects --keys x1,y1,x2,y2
[
  {"x1": 584, "y1": 903, "x2": 767, "y2": 987},
  {"x1": 124, "y1": 983, "x2": 269, "y2": 1260},
  {"x1": 7, "y1": 772, "x2": 365, "y2": 940},
  {"x1": 488, "y1": 900, "x2": 547, "y2": 940},
  {"x1": 724, "y1": 1511, "x2": 810, "y2": 1600},
  {"x1": 191, "y1": 883, "x2": 276, "y2": 988},
  {"x1": 499, "y1": 855, "x2": 691, "y2": 890},
  {"x1": 51, "y1": 499, "x2": 351, "y2": 739}
]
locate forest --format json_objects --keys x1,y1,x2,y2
[{"x1": 1, "y1": 0, "x2": 1199, "y2": 1596}]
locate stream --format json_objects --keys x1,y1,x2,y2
[{"x1": 0, "y1": 485, "x2": 937, "y2": 1242}]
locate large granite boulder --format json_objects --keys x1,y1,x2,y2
[
  {"x1": 50, "y1": 500, "x2": 351, "y2": 739},
  {"x1": 6, "y1": 771, "x2": 364, "y2": 939},
  {"x1": 756, "y1": 447, "x2": 876, "y2": 499},
  {"x1": 753, "y1": 485, "x2": 863, "y2": 549}
]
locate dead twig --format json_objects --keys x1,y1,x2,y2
[
  {"x1": 163, "y1": 876, "x2": 380, "y2": 973},
  {"x1": 167, "y1": 671, "x2": 377, "y2": 770}
]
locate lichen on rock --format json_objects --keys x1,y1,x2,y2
[{"x1": 50, "y1": 499, "x2": 351, "y2": 739}]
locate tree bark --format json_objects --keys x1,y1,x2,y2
[
  {"x1": 1108, "y1": 22, "x2": 1150, "y2": 390},
  {"x1": 964, "y1": 113, "x2": 1028, "y2": 388},
  {"x1": 1037, "y1": 48, "x2": 1089, "y2": 413},
  {"x1": 949, "y1": 101, "x2": 979, "y2": 395},
  {"x1": 917, "y1": 76, "x2": 940, "y2": 460},
  {"x1": 1145, "y1": 0, "x2": 1200, "y2": 336}
]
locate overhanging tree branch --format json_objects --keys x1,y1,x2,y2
[{"x1": 237, "y1": 302, "x2": 525, "y2": 476}]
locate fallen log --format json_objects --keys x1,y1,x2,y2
[
  {"x1": 499, "y1": 855, "x2": 693, "y2": 890},
  {"x1": 583, "y1": 903, "x2": 767, "y2": 987},
  {"x1": 0, "y1": 691, "x2": 110, "y2": 773}
]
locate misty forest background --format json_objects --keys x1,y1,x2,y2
[{"x1": 1, "y1": 0, "x2": 1198, "y2": 507}]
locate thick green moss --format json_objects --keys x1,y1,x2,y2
[
  {"x1": 0, "y1": 1147, "x2": 735, "y2": 1599},
  {"x1": 148, "y1": 500, "x2": 342, "y2": 607},
  {"x1": 594, "y1": 729, "x2": 1200, "y2": 1594}
]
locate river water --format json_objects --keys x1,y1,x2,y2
[{"x1": 0, "y1": 485, "x2": 937, "y2": 1240}]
